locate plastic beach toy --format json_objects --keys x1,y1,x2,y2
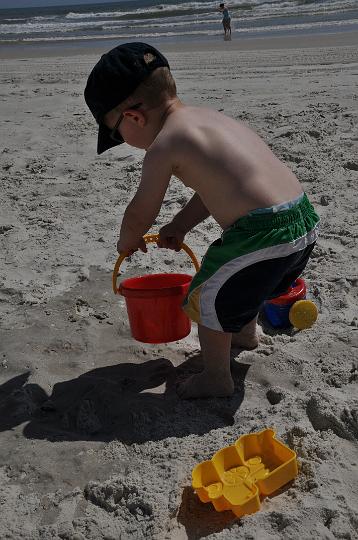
[
  {"x1": 112, "y1": 234, "x2": 200, "y2": 344},
  {"x1": 264, "y1": 278, "x2": 318, "y2": 329},
  {"x1": 289, "y1": 299, "x2": 318, "y2": 330},
  {"x1": 192, "y1": 428, "x2": 298, "y2": 518}
]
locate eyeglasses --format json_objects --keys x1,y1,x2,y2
[{"x1": 109, "y1": 102, "x2": 142, "y2": 143}]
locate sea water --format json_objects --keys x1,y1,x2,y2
[{"x1": 1, "y1": 0, "x2": 358, "y2": 48}]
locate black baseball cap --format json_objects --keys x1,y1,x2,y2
[{"x1": 84, "y1": 42, "x2": 170, "y2": 154}]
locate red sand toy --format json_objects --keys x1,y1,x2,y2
[{"x1": 112, "y1": 234, "x2": 200, "y2": 344}]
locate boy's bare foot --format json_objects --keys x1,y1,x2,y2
[{"x1": 177, "y1": 371, "x2": 234, "y2": 399}]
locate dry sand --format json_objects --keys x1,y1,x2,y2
[{"x1": 0, "y1": 35, "x2": 358, "y2": 539}]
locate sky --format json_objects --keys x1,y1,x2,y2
[{"x1": 0, "y1": 0, "x2": 119, "y2": 8}]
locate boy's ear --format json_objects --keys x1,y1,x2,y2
[{"x1": 123, "y1": 109, "x2": 146, "y2": 128}]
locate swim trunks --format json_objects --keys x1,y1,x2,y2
[{"x1": 183, "y1": 193, "x2": 320, "y2": 332}]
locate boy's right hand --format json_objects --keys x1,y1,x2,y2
[{"x1": 158, "y1": 222, "x2": 186, "y2": 252}]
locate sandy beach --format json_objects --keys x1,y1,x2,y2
[{"x1": 0, "y1": 33, "x2": 358, "y2": 539}]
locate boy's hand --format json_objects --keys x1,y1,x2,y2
[
  {"x1": 158, "y1": 222, "x2": 186, "y2": 252},
  {"x1": 117, "y1": 236, "x2": 147, "y2": 255}
]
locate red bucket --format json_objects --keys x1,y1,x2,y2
[
  {"x1": 113, "y1": 234, "x2": 200, "y2": 344},
  {"x1": 263, "y1": 278, "x2": 307, "y2": 328},
  {"x1": 120, "y1": 273, "x2": 192, "y2": 343}
]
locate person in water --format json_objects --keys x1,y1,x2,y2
[{"x1": 219, "y1": 3, "x2": 231, "y2": 37}]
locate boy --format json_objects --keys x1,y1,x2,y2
[{"x1": 85, "y1": 43, "x2": 319, "y2": 399}]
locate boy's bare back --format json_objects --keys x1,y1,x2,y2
[{"x1": 152, "y1": 105, "x2": 303, "y2": 229}]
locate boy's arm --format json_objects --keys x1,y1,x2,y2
[
  {"x1": 158, "y1": 192, "x2": 210, "y2": 250},
  {"x1": 172, "y1": 192, "x2": 210, "y2": 232},
  {"x1": 117, "y1": 147, "x2": 172, "y2": 253}
]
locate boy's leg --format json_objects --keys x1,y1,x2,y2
[
  {"x1": 177, "y1": 324, "x2": 234, "y2": 399},
  {"x1": 231, "y1": 315, "x2": 260, "y2": 349}
]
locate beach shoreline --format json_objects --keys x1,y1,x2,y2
[{"x1": 0, "y1": 29, "x2": 357, "y2": 59}]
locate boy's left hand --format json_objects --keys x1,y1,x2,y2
[{"x1": 117, "y1": 236, "x2": 147, "y2": 255}]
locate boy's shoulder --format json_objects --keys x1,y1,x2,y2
[
  {"x1": 150, "y1": 107, "x2": 197, "y2": 150},
  {"x1": 149, "y1": 105, "x2": 243, "y2": 159},
  {"x1": 159, "y1": 105, "x2": 217, "y2": 143}
]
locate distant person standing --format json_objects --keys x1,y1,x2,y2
[{"x1": 219, "y1": 3, "x2": 231, "y2": 37}]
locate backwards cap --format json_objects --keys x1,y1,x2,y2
[{"x1": 84, "y1": 42, "x2": 170, "y2": 154}]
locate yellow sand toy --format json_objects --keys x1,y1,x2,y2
[
  {"x1": 289, "y1": 299, "x2": 318, "y2": 330},
  {"x1": 192, "y1": 428, "x2": 298, "y2": 518}
]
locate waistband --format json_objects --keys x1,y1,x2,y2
[
  {"x1": 228, "y1": 193, "x2": 316, "y2": 232},
  {"x1": 248, "y1": 192, "x2": 305, "y2": 215}
]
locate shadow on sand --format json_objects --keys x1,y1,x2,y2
[
  {"x1": 0, "y1": 353, "x2": 251, "y2": 444},
  {"x1": 177, "y1": 486, "x2": 240, "y2": 539}
]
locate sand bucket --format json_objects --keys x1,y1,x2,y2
[
  {"x1": 263, "y1": 278, "x2": 307, "y2": 328},
  {"x1": 112, "y1": 234, "x2": 200, "y2": 344}
]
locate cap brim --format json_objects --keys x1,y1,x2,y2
[{"x1": 97, "y1": 123, "x2": 124, "y2": 154}]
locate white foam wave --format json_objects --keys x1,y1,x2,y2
[
  {"x1": 0, "y1": 13, "x2": 217, "y2": 35},
  {"x1": 243, "y1": 17, "x2": 358, "y2": 33},
  {"x1": 3, "y1": 18, "x2": 28, "y2": 22},
  {"x1": 63, "y1": 0, "x2": 358, "y2": 21},
  {"x1": 33, "y1": 15, "x2": 59, "y2": 21},
  {"x1": 0, "y1": 20, "x2": 112, "y2": 34},
  {"x1": 21, "y1": 28, "x2": 223, "y2": 42},
  {"x1": 3, "y1": 9, "x2": 356, "y2": 38},
  {"x1": 1, "y1": 0, "x2": 357, "y2": 42},
  {"x1": 64, "y1": 1, "x2": 262, "y2": 20},
  {"x1": 5, "y1": 16, "x2": 355, "y2": 43},
  {"x1": 102, "y1": 17, "x2": 218, "y2": 31}
]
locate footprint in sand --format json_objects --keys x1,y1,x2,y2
[
  {"x1": 75, "y1": 298, "x2": 93, "y2": 318},
  {"x1": 306, "y1": 394, "x2": 358, "y2": 441}
]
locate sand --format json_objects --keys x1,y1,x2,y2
[{"x1": 0, "y1": 34, "x2": 358, "y2": 539}]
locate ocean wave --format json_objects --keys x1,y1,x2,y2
[
  {"x1": 64, "y1": 1, "x2": 255, "y2": 20},
  {"x1": 1, "y1": 0, "x2": 357, "y2": 43},
  {"x1": 102, "y1": 18, "x2": 217, "y2": 31},
  {"x1": 65, "y1": 10, "x2": 124, "y2": 19},
  {"x1": 253, "y1": 0, "x2": 358, "y2": 16},
  {"x1": 63, "y1": 0, "x2": 358, "y2": 21},
  {"x1": 60, "y1": 0, "x2": 358, "y2": 27},
  {"x1": 0, "y1": 15, "x2": 221, "y2": 37},
  {"x1": 2, "y1": 18, "x2": 28, "y2": 22},
  {"x1": 33, "y1": 15, "x2": 59, "y2": 21},
  {"x1": 0, "y1": 20, "x2": 113, "y2": 34},
  {"x1": 21, "y1": 29, "x2": 223, "y2": 42},
  {"x1": 2, "y1": 7, "x2": 355, "y2": 38},
  {"x1": 1, "y1": 16, "x2": 355, "y2": 44}
]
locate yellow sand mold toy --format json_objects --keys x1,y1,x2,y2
[{"x1": 192, "y1": 428, "x2": 298, "y2": 518}]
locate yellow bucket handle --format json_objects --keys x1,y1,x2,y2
[{"x1": 112, "y1": 233, "x2": 200, "y2": 295}]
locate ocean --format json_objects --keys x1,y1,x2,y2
[{"x1": 0, "y1": 0, "x2": 357, "y2": 47}]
